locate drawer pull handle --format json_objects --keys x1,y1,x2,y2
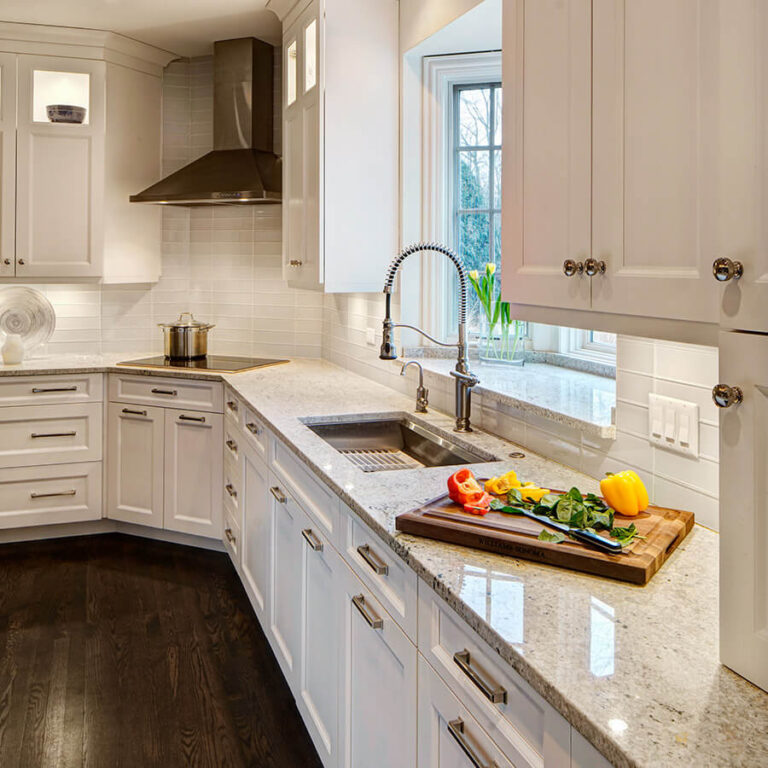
[
  {"x1": 357, "y1": 544, "x2": 389, "y2": 575},
  {"x1": 31, "y1": 386, "x2": 78, "y2": 393},
  {"x1": 447, "y1": 718, "x2": 498, "y2": 768},
  {"x1": 301, "y1": 528, "x2": 323, "y2": 552},
  {"x1": 31, "y1": 431, "x2": 76, "y2": 439},
  {"x1": 179, "y1": 414, "x2": 206, "y2": 423},
  {"x1": 453, "y1": 649, "x2": 508, "y2": 705},
  {"x1": 226, "y1": 400, "x2": 239, "y2": 413},
  {"x1": 225, "y1": 483, "x2": 237, "y2": 499},
  {"x1": 224, "y1": 527, "x2": 236, "y2": 544},
  {"x1": 225, "y1": 439, "x2": 238, "y2": 453},
  {"x1": 269, "y1": 486, "x2": 287, "y2": 504},
  {"x1": 151, "y1": 388, "x2": 177, "y2": 396},
  {"x1": 122, "y1": 408, "x2": 147, "y2": 417},
  {"x1": 30, "y1": 489, "x2": 76, "y2": 499},
  {"x1": 246, "y1": 422, "x2": 261, "y2": 436},
  {"x1": 351, "y1": 594, "x2": 383, "y2": 630}
]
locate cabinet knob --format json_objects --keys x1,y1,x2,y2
[
  {"x1": 584, "y1": 258, "x2": 606, "y2": 277},
  {"x1": 2, "y1": 258, "x2": 10, "y2": 266},
  {"x1": 563, "y1": 259, "x2": 584, "y2": 277},
  {"x1": 712, "y1": 257, "x2": 743, "y2": 282},
  {"x1": 17, "y1": 259, "x2": 24, "y2": 266},
  {"x1": 712, "y1": 384, "x2": 743, "y2": 408},
  {"x1": 288, "y1": 259, "x2": 303, "y2": 267}
]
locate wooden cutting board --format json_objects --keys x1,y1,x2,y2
[{"x1": 396, "y1": 490, "x2": 695, "y2": 585}]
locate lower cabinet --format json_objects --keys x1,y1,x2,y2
[{"x1": 419, "y1": 655, "x2": 515, "y2": 768}]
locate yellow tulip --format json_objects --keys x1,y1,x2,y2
[
  {"x1": 486, "y1": 263, "x2": 496, "y2": 276},
  {"x1": 469, "y1": 269, "x2": 479, "y2": 280}
]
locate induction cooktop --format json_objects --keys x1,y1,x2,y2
[{"x1": 117, "y1": 355, "x2": 289, "y2": 373}]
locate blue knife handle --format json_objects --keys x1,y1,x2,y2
[{"x1": 569, "y1": 527, "x2": 624, "y2": 554}]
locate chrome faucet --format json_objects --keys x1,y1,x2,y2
[
  {"x1": 401, "y1": 361, "x2": 429, "y2": 413},
  {"x1": 380, "y1": 242, "x2": 479, "y2": 432}
]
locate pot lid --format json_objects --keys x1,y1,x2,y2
[{"x1": 158, "y1": 312, "x2": 215, "y2": 330}]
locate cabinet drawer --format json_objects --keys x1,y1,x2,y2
[
  {"x1": 223, "y1": 448, "x2": 241, "y2": 519},
  {"x1": 108, "y1": 373, "x2": 223, "y2": 413},
  {"x1": 223, "y1": 421, "x2": 243, "y2": 480},
  {"x1": 418, "y1": 655, "x2": 516, "y2": 768},
  {"x1": 0, "y1": 373, "x2": 102, "y2": 406},
  {"x1": 0, "y1": 461, "x2": 102, "y2": 529},
  {"x1": 0, "y1": 402, "x2": 102, "y2": 469},
  {"x1": 341, "y1": 504, "x2": 417, "y2": 642},
  {"x1": 223, "y1": 498, "x2": 241, "y2": 568},
  {"x1": 271, "y1": 438, "x2": 339, "y2": 542},
  {"x1": 419, "y1": 585, "x2": 570, "y2": 768},
  {"x1": 224, "y1": 390, "x2": 244, "y2": 428},
  {"x1": 243, "y1": 406, "x2": 268, "y2": 461}
]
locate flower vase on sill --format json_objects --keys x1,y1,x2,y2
[{"x1": 469, "y1": 263, "x2": 525, "y2": 367}]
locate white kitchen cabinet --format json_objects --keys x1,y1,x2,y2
[
  {"x1": 338, "y1": 563, "x2": 418, "y2": 768},
  {"x1": 0, "y1": 52, "x2": 16, "y2": 277},
  {"x1": 571, "y1": 729, "x2": 613, "y2": 768},
  {"x1": 418, "y1": 655, "x2": 515, "y2": 768},
  {"x1": 272, "y1": 0, "x2": 398, "y2": 293},
  {"x1": 718, "y1": 330, "x2": 768, "y2": 693},
  {"x1": 163, "y1": 409, "x2": 223, "y2": 538},
  {"x1": 106, "y1": 402, "x2": 165, "y2": 529}
]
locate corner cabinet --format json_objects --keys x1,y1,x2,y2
[
  {"x1": 0, "y1": 23, "x2": 173, "y2": 283},
  {"x1": 269, "y1": 0, "x2": 398, "y2": 293}
]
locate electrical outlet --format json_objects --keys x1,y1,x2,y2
[
  {"x1": 648, "y1": 393, "x2": 699, "y2": 457},
  {"x1": 365, "y1": 327, "x2": 377, "y2": 346}
]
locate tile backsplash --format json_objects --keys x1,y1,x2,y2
[{"x1": 20, "y1": 56, "x2": 322, "y2": 360}]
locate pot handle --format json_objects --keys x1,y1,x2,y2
[{"x1": 178, "y1": 311, "x2": 194, "y2": 322}]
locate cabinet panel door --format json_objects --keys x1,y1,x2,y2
[
  {"x1": 717, "y1": 1, "x2": 768, "y2": 332},
  {"x1": 163, "y1": 409, "x2": 223, "y2": 538},
  {"x1": 241, "y1": 442, "x2": 271, "y2": 622},
  {"x1": 107, "y1": 403, "x2": 164, "y2": 528},
  {"x1": 0, "y1": 53, "x2": 16, "y2": 277},
  {"x1": 339, "y1": 564, "x2": 417, "y2": 768},
  {"x1": 501, "y1": 0, "x2": 592, "y2": 310},
  {"x1": 15, "y1": 56, "x2": 104, "y2": 278},
  {"x1": 719, "y1": 330, "x2": 768, "y2": 692},
  {"x1": 591, "y1": 0, "x2": 719, "y2": 322},
  {"x1": 298, "y1": 518, "x2": 341, "y2": 767}
]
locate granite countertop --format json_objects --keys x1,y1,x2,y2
[{"x1": 2, "y1": 355, "x2": 766, "y2": 767}]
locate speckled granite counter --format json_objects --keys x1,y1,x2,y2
[{"x1": 1, "y1": 356, "x2": 766, "y2": 767}]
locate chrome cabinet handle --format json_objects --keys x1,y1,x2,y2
[
  {"x1": 226, "y1": 400, "x2": 239, "y2": 413},
  {"x1": 288, "y1": 259, "x2": 303, "y2": 267},
  {"x1": 712, "y1": 384, "x2": 743, "y2": 409},
  {"x1": 225, "y1": 483, "x2": 237, "y2": 499},
  {"x1": 584, "y1": 257, "x2": 606, "y2": 276},
  {"x1": 179, "y1": 414, "x2": 205, "y2": 423},
  {"x1": 151, "y1": 388, "x2": 177, "y2": 396},
  {"x1": 122, "y1": 408, "x2": 147, "y2": 417},
  {"x1": 270, "y1": 486, "x2": 287, "y2": 504},
  {"x1": 246, "y1": 422, "x2": 261, "y2": 436},
  {"x1": 224, "y1": 527, "x2": 236, "y2": 544},
  {"x1": 453, "y1": 649, "x2": 508, "y2": 704},
  {"x1": 32, "y1": 386, "x2": 78, "y2": 393},
  {"x1": 357, "y1": 544, "x2": 388, "y2": 575},
  {"x1": 713, "y1": 257, "x2": 743, "y2": 282},
  {"x1": 301, "y1": 528, "x2": 324, "y2": 552},
  {"x1": 447, "y1": 719, "x2": 498, "y2": 768},
  {"x1": 225, "y1": 439, "x2": 238, "y2": 453},
  {"x1": 30, "y1": 489, "x2": 76, "y2": 499},
  {"x1": 563, "y1": 259, "x2": 584, "y2": 277},
  {"x1": 31, "y1": 431, "x2": 76, "y2": 439},
  {"x1": 351, "y1": 594, "x2": 383, "y2": 630}
]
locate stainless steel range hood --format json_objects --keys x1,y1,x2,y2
[{"x1": 130, "y1": 37, "x2": 281, "y2": 206}]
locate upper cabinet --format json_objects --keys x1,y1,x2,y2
[
  {"x1": 269, "y1": 0, "x2": 398, "y2": 293},
  {"x1": 0, "y1": 23, "x2": 174, "y2": 283},
  {"x1": 502, "y1": 0, "x2": 767, "y2": 334}
]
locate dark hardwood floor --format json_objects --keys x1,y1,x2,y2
[{"x1": 0, "y1": 533, "x2": 323, "y2": 768}]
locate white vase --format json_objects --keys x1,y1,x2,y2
[{"x1": 2, "y1": 333, "x2": 24, "y2": 365}]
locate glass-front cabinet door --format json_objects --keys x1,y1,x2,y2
[
  {"x1": 0, "y1": 53, "x2": 16, "y2": 278},
  {"x1": 15, "y1": 55, "x2": 105, "y2": 278}
]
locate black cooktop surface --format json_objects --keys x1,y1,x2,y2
[{"x1": 117, "y1": 356, "x2": 289, "y2": 373}]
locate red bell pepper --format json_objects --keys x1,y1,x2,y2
[
  {"x1": 463, "y1": 491, "x2": 492, "y2": 515},
  {"x1": 447, "y1": 469, "x2": 483, "y2": 505}
]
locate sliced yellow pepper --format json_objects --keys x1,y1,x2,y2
[
  {"x1": 519, "y1": 486, "x2": 551, "y2": 503},
  {"x1": 600, "y1": 470, "x2": 649, "y2": 517},
  {"x1": 484, "y1": 470, "x2": 521, "y2": 495}
]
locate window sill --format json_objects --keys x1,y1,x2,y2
[{"x1": 398, "y1": 357, "x2": 617, "y2": 440}]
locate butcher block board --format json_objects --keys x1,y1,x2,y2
[{"x1": 396, "y1": 492, "x2": 695, "y2": 585}]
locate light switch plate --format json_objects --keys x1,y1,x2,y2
[
  {"x1": 648, "y1": 393, "x2": 699, "y2": 458},
  {"x1": 366, "y1": 327, "x2": 376, "y2": 346}
]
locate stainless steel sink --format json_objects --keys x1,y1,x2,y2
[{"x1": 305, "y1": 417, "x2": 496, "y2": 472}]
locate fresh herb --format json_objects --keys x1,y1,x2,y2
[
  {"x1": 609, "y1": 523, "x2": 646, "y2": 546},
  {"x1": 538, "y1": 529, "x2": 566, "y2": 544}
]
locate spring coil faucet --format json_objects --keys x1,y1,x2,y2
[{"x1": 379, "y1": 242, "x2": 479, "y2": 432}]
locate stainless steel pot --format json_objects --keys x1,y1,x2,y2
[{"x1": 158, "y1": 312, "x2": 215, "y2": 360}]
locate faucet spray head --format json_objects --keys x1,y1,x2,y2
[{"x1": 379, "y1": 319, "x2": 397, "y2": 360}]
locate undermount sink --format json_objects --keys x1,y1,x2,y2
[{"x1": 304, "y1": 416, "x2": 497, "y2": 472}]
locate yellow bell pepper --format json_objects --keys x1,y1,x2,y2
[
  {"x1": 484, "y1": 470, "x2": 521, "y2": 495},
  {"x1": 600, "y1": 470, "x2": 649, "y2": 517},
  {"x1": 519, "y1": 485, "x2": 551, "y2": 503}
]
